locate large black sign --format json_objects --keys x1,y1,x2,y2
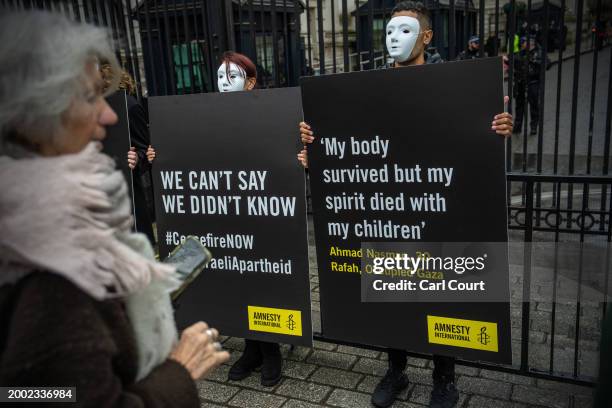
[
  {"x1": 301, "y1": 58, "x2": 512, "y2": 363},
  {"x1": 104, "y1": 91, "x2": 136, "y2": 227},
  {"x1": 150, "y1": 88, "x2": 312, "y2": 346}
]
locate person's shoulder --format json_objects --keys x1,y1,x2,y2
[
  {"x1": 16, "y1": 271, "x2": 93, "y2": 302},
  {"x1": 9, "y1": 271, "x2": 118, "y2": 332},
  {"x1": 4, "y1": 271, "x2": 120, "y2": 354},
  {"x1": 426, "y1": 51, "x2": 444, "y2": 64}
]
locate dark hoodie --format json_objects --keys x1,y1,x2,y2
[{"x1": 383, "y1": 50, "x2": 444, "y2": 68}]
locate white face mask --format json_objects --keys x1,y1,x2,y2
[
  {"x1": 217, "y1": 62, "x2": 247, "y2": 92},
  {"x1": 386, "y1": 16, "x2": 421, "y2": 63}
]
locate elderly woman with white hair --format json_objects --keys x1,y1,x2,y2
[{"x1": 0, "y1": 10, "x2": 228, "y2": 406}]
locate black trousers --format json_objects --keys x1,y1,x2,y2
[
  {"x1": 514, "y1": 81, "x2": 540, "y2": 131},
  {"x1": 244, "y1": 338, "x2": 279, "y2": 356},
  {"x1": 388, "y1": 348, "x2": 455, "y2": 382}
]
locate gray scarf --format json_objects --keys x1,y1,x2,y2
[{"x1": 0, "y1": 142, "x2": 179, "y2": 380}]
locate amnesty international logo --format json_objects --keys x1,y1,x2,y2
[
  {"x1": 247, "y1": 305, "x2": 303, "y2": 336},
  {"x1": 286, "y1": 314, "x2": 297, "y2": 331},
  {"x1": 427, "y1": 315, "x2": 498, "y2": 352},
  {"x1": 478, "y1": 326, "x2": 491, "y2": 346}
]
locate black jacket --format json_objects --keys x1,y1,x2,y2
[
  {"x1": 513, "y1": 46, "x2": 546, "y2": 84},
  {"x1": 384, "y1": 50, "x2": 444, "y2": 68},
  {"x1": 0, "y1": 272, "x2": 199, "y2": 407},
  {"x1": 126, "y1": 95, "x2": 155, "y2": 244},
  {"x1": 456, "y1": 48, "x2": 479, "y2": 61}
]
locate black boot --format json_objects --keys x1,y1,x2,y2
[
  {"x1": 371, "y1": 368, "x2": 409, "y2": 407},
  {"x1": 259, "y1": 342, "x2": 282, "y2": 386},
  {"x1": 228, "y1": 339, "x2": 262, "y2": 381},
  {"x1": 429, "y1": 375, "x2": 459, "y2": 408}
]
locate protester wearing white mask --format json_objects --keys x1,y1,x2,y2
[
  {"x1": 385, "y1": 15, "x2": 421, "y2": 63},
  {"x1": 297, "y1": 2, "x2": 513, "y2": 408},
  {"x1": 217, "y1": 62, "x2": 252, "y2": 93}
]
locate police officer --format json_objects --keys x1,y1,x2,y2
[
  {"x1": 456, "y1": 35, "x2": 480, "y2": 60},
  {"x1": 513, "y1": 35, "x2": 546, "y2": 136}
]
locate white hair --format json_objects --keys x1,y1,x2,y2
[{"x1": 0, "y1": 10, "x2": 120, "y2": 150}]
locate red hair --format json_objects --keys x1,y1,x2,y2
[{"x1": 220, "y1": 51, "x2": 257, "y2": 81}]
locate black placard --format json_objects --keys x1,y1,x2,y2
[
  {"x1": 301, "y1": 58, "x2": 512, "y2": 363},
  {"x1": 150, "y1": 88, "x2": 312, "y2": 346},
  {"x1": 104, "y1": 91, "x2": 136, "y2": 227}
]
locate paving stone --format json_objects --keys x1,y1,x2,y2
[
  {"x1": 336, "y1": 344, "x2": 381, "y2": 358},
  {"x1": 313, "y1": 340, "x2": 337, "y2": 351},
  {"x1": 352, "y1": 357, "x2": 389, "y2": 376},
  {"x1": 535, "y1": 379, "x2": 595, "y2": 396},
  {"x1": 510, "y1": 328, "x2": 548, "y2": 346},
  {"x1": 406, "y1": 357, "x2": 429, "y2": 368},
  {"x1": 511, "y1": 385, "x2": 570, "y2": 408},
  {"x1": 574, "y1": 393, "x2": 595, "y2": 408},
  {"x1": 389, "y1": 401, "x2": 425, "y2": 407},
  {"x1": 529, "y1": 311, "x2": 554, "y2": 334},
  {"x1": 577, "y1": 349, "x2": 600, "y2": 378},
  {"x1": 456, "y1": 376, "x2": 512, "y2": 400},
  {"x1": 199, "y1": 403, "x2": 227, "y2": 408},
  {"x1": 356, "y1": 375, "x2": 380, "y2": 394},
  {"x1": 455, "y1": 364, "x2": 480, "y2": 376},
  {"x1": 275, "y1": 379, "x2": 331, "y2": 403},
  {"x1": 282, "y1": 360, "x2": 318, "y2": 380},
  {"x1": 404, "y1": 365, "x2": 434, "y2": 386},
  {"x1": 223, "y1": 337, "x2": 245, "y2": 351},
  {"x1": 537, "y1": 302, "x2": 554, "y2": 312},
  {"x1": 529, "y1": 330, "x2": 548, "y2": 344},
  {"x1": 282, "y1": 345, "x2": 312, "y2": 362},
  {"x1": 479, "y1": 369, "x2": 535, "y2": 385},
  {"x1": 355, "y1": 375, "x2": 413, "y2": 401},
  {"x1": 197, "y1": 380, "x2": 240, "y2": 403},
  {"x1": 545, "y1": 347, "x2": 579, "y2": 374},
  {"x1": 312, "y1": 314, "x2": 322, "y2": 333},
  {"x1": 408, "y1": 384, "x2": 433, "y2": 405},
  {"x1": 281, "y1": 399, "x2": 322, "y2": 408},
  {"x1": 228, "y1": 389, "x2": 286, "y2": 408},
  {"x1": 310, "y1": 367, "x2": 363, "y2": 389},
  {"x1": 228, "y1": 371, "x2": 282, "y2": 392},
  {"x1": 326, "y1": 388, "x2": 373, "y2": 408},
  {"x1": 306, "y1": 349, "x2": 356, "y2": 370},
  {"x1": 224, "y1": 350, "x2": 242, "y2": 367},
  {"x1": 467, "y1": 395, "x2": 527, "y2": 408},
  {"x1": 206, "y1": 363, "x2": 230, "y2": 383},
  {"x1": 551, "y1": 334, "x2": 600, "y2": 352},
  {"x1": 407, "y1": 384, "x2": 467, "y2": 407}
]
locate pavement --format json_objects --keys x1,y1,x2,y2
[{"x1": 194, "y1": 219, "x2": 600, "y2": 408}]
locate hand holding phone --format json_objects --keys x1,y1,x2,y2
[{"x1": 163, "y1": 236, "x2": 212, "y2": 301}]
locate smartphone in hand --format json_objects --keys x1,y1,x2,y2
[{"x1": 163, "y1": 236, "x2": 212, "y2": 301}]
